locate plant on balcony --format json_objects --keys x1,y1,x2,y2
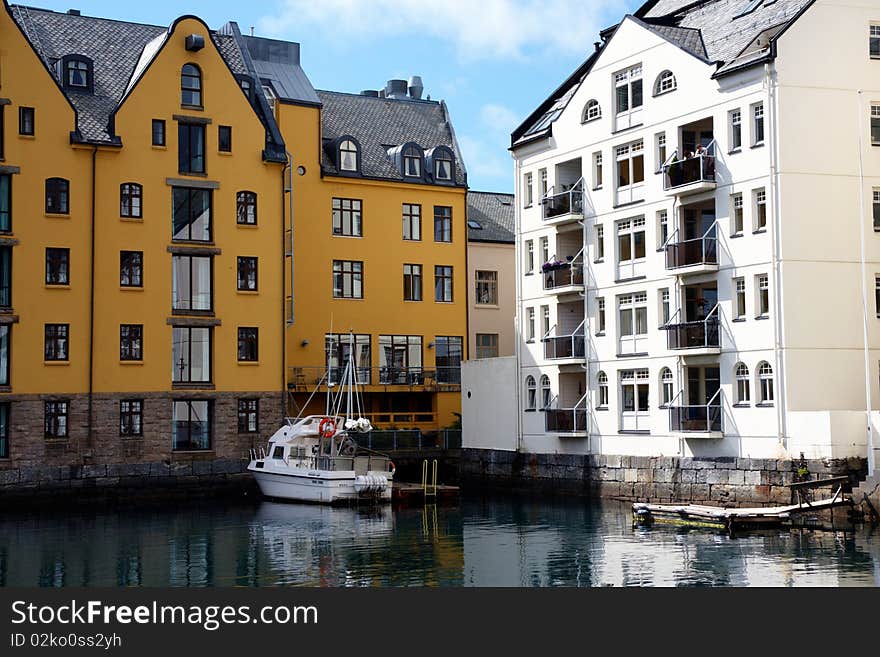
[{"x1": 541, "y1": 257, "x2": 572, "y2": 273}]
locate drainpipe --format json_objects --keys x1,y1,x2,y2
[
  {"x1": 855, "y1": 89, "x2": 876, "y2": 476},
  {"x1": 86, "y1": 145, "x2": 97, "y2": 455},
  {"x1": 513, "y1": 156, "x2": 524, "y2": 453},
  {"x1": 580, "y1": 216, "x2": 590, "y2": 444},
  {"x1": 281, "y1": 154, "x2": 291, "y2": 419},
  {"x1": 766, "y1": 62, "x2": 788, "y2": 454}
]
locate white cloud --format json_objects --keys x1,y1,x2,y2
[
  {"x1": 457, "y1": 134, "x2": 512, "y2": 186},
  {"x1": 480, "y1": 103, "x2": 520, "y2": 136},
  {"x1": 258, "y1": 0, "x2": 629, "y2": 60}
]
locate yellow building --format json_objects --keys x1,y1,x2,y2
[
  {"x1": 252, "y1": 65, "x2": 470, "y2": 432},
  {"x1": 0, "y1": 4, "x2": 287, "y2": 469}
]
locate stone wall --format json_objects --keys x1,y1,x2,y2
[{"x1": 460, "y1": 449, "x2": 868, "y2": 506}]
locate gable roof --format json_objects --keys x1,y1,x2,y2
[
  {"x1": 9, "y1": 5, "x2": 284, "y2": 156},
  {"x1": 467, "y1": 191, "x2": 514, "y2": 244},
  {"x1": 317, "y1": 90, "x2": 467, "y2": 186},
  {"x1": 511, "y1": 0, "x2": 813, "y2": 148}
]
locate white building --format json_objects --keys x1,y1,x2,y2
[{"x1": 503, "y1": 0, "x2": 880, "y2": 470}]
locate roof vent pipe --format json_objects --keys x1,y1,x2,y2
[
  {"x1": 361, "y1": 90, "x2": 379, "y2": 97},
  {"x1": 385, "y1": 79, "x2": 408, "y2": 99},
  {"x1": 68, "y1": 9, "x2": 81, "y2": 15},
  {"x1": 408, "y1": 76, "x2": 424, "y2": 100},
  {"x1": 594, "y1": 41, "x2": 601, "y2": 52}
]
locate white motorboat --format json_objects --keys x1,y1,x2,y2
[{"x1": 247, "y1": 335, "x2": 394, "y2": 504}]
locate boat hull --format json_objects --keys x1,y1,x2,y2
[{"x1": 248, "y1": 462, "x2": 391, "y2": 505}]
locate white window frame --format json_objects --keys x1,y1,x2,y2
[
  {"x1": 871, "y1": 24, "x2": 880, "y2": 59},
  {"x1": 526, "y1": 307, "x2": 535, "y2": 342},
  {"x1": 757, "y1": 362, "x2": 774, "y2": 404},
  {"x1": 539, "y1": 374, "x2": 552, "y2": 410},
  {"x1": 593, "y1": 151, "x2": 603, "y2": 189},
  {"x1": 540, "y1": 304, "x2": 550, "y2": 338},
  {"x1": 754, "y1": 188, "x2": 767, "y2": 231},
  {"x1": 729, "y1": 108, "x2": 742, "y2": 151},
  {"x1": 734, "y1": 277, "x2": 746, "y2": 320},
  {"x1": 654, "y1": 70, "x2": 676, "y2": 96},
  {"x1": 618, "y1": 291, "x2": 648, "y2": 355},
  {"x1": 525, "y1": 240, "x2": 534, "y2": 274},
  {"x1": 524, "y1": 173, "x2": 533, "y2": 208},
  {"x1": 614, "y1": 139, "x2": 645, "y2": 205},
  {"x1": 872, "y1": 104, "x2": 880, "y2": 146},
  {"x1": 732, "y1": 193, "x2": 744, "y2": 235},
  {"x1": 540, "y1": 236, "x2": 549, "y2": 265},
  {"x1": 873, "y1": 189, "x2": 880, "y2": 231},
  {"x1": 655, "y1": 132, "x2": 667, "y2": 173},
  {"x1": 756, "y1": 274, "x2": 769, "y2": 318},
  {"x1": 525, "y1": 375, "x2": 537, "y2": 411},
  {"x1": 613, "y1": 64, "x2": 643, "y2": 130},
  {"x1": 735, "y1": 363, "x2": 750, "y2": 405},
  {"x1": 539, "y1": 168, "x2": 548, "y2": 198},
  {"x1": 616, "y1": 216, "x2": 646, "y2": 279},
  {"x1": 660, "y1": 288, "x2": 670, "y2": 326},
  {"x1": 595, "y1": 224, "x2": 605, "y2": 262},
  {"x1": 583, "y1": 99, "x2": 601, "y2": 123},
  {"x1": 596, "y1": 297, "x2": 606, "y2": 334},
  {"x1": 657, "y1": 209, "x2": 668, "y2": 248},
  {"x1": 660, "y1": 368, "x2": 674, "y2": 407},
  {"x1": 752, "y1": 102, "x2": 765, "y2": 146},
  {"x1": 620, "y1": 368, "x2": 649, "y2": 432},
  {"x1": 597, "y1": 371, "x2": 609, "y2": 409}
]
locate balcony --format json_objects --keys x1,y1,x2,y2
[
  {"x1": 668, "y1": 391, "x2": 723, "y2": 439},
  {"x1": 664, "y1": 224, "x2": 718, "y2": 275},
  {"x1": 542, "y1": 320, "x2": 586, "y2": 365},
  {"x1": 287, "y1": 366, "x2": 461, "y2": 391},
  {"x1": 542, "y1": 251, "x2": 585, "y2": 296},
  {"x1": 662, "y1": 308, "x2": 720, "y2": 355},
  {"x1": 541, "y1": 179, "x2": 584, "y2": 228},
  {"x1": 545, "y1": 394, "x2": 588, "y2": 437},
  {"x1": 662, "y1": 143, "x2": 716, "y2": 197}
]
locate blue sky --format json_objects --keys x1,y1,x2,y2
[{"x1": 28, "y1": 0, "x2": 642, "y2": 192}]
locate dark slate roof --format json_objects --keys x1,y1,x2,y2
[
  {"x1": 512, "y1": 0, "x2": 812, "y2": 145},
  {"x1": 243, "y1": 35, "x2": 320, "y2": 105},
  {"x1": 467, "y1": 191, "x2": 514, "y2": 243},
  {"x1": 317, "y1": 90, "x2": 467, "y2": 186},
  {"x1": 9, "y1": 5, "x2": 282, "y2": 152}
]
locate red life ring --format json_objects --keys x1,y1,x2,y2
[{"x1": 318, "y1": 417, "x2": 336, "y2": 438}]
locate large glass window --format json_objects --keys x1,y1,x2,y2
[
  {"x1": 45, "y1": 178, "x2": 69, "y2": 214},
  {"x1": 172, "y1": 400, "x2": 211, "y2": 451},
  {"x1": 236, "y1": 191, "x2": 257, "y2": 225},
  {"x1": 735, "y1": 363, "x2": 750, "y2": 404},
  {"x1": 178, "y1": 123, "x2": 206, "y2": 174},
  {"x1": 729, "y1": 109, "x2": 742, "y2": 151},
  {"x1": 181, "y1": 64, "x2": 202, "y2": 107},
  {"x1": 45, "y1": 248, "x2": 69, "y2": 285},
  {"x1": 403, "y1": 264, "x2": 422, "y2": 301},
  {"x1": 379, "y1": 335, "x2": 422, "y2": 384},
  {"x1": 120, "y1": 251, "x2": 143, "y2": 287},
  {"x1": 172, "y1": 187, "x2": 211, "y2": 241},
  {"x1": 44, "y1": 324, "x2": 68, "y2": 361},
  {"x1": 326, "y1": 333, "x2": 371, "y2": 384},
  {"x1": 614, "y1": 65, "x2": 642, "y2": 119},
  {"x1": 620, "y1": 369, "x2": 649, "y2": 431},
  {"x1": 435, "y1": 335, "x2": 462, "y2": 384},
  {"x1": 617, "y1": 217, "x2": 646, "y2": 279},
  {"x1": 120, "y1": 183, "x2": 142, "y2": 218},
  {"x1": 237, "y1": 256, "x2": 258, "y2": 291},
  {"x1": 119, "y1": 324, "x2": 143, "y2": 361},
  {"x1": 172, "y1": 327, "x2": 211, "y2": 383},
  {"x1": 434, "y1": 265, "x2": 453, "y2": 302},
  {"x1": 333, "y1": 260, "x2": 363, "y2": 299},
  {"x1": 616, "y1": 141, "x2": 644, "y2": 196},
  {"x1": 237, "y1": 327, "x2": 259, "y2": 362},
  {"x1": 402, "y1": 203, "x2": 421, "y2": 240},
  {"x1": 618, "y1": 292, "x2": 648, "y2": 355},
  {"x1": 332, "y1": 198, "x2": 362, "y2": 236},
  {"x1": 172, "y1": 255, "x2": 212, "y2": 311},
  {"x1": 752, "y1": 103, "x2": 765, "y2": 146},
  {"x1": 434, "y1": 206, "x2": 452, "y2": 242},
  {"x1": 0, "y1": 174, "x2": 10, "y2": 232},
  {"x1": 758, "y1": 362, "x2": 774, "y2": 404},
  {"x1": 475, "y1": 270, "x2": 497, "y2": 305}
]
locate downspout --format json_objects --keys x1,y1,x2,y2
[
  {"x1": 282, "y1": 154, "x2": 291, "y2": 419},
  {"x1": 855, "y1": 89, "x2": 876, "y2": 476},
  {"x1": 766, "y1": 61, "x2": 787, "y2": 454},
  {"x1": 86, "y1": 145, "x2": 97, "y2": 455},
  {"x1": 513, "y1": 155, "x2": 524, "y2": 452}
]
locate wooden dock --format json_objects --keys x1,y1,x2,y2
[
  {"x1": 392, "y1": 481, "x2": 460, "y2": 505},
  {"x1": 633, "y1": 476, "x2": 854, "y2": 531}
]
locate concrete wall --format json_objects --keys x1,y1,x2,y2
[{"x1": 462, "y1": 357, "x2": 517, "y2": 451}]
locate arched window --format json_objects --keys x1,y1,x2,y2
[
  {"x1": 403, "y1": 144, "x2": 422, "y2": 177},
  {"x1": 660, "y1": 367, "x2": 674, "y2": 407},
  {"x1": 45, "y1": 178, "x2": 69, "y2": 214},
  {"x1": 582, "y1": 99, "x2": 601, "y2": 123},
  {"x1": 120, "y1": 183, "x2": 142, "y2": 218},
  {"x1": 735, "y1": 363, "x2": 750, "y2": 404},
  {"x1": 654, "y1": 70, "x2": 676, "y2": 96},
  {"x1": 525, "y1": 375, "x2": 537, "y2": 411},
  {"x1": 181, "y1": 64, "x2": 202, "y2": 106},
  {"x1": 237, "y1": 191, "x2": 257, "y2": 225},
  {"x1": 757, "y1": 362, "x2": 774, "y2": 404},
  {"x1": 597, "y1": 371, "x2": 609, "y2": 409},
  {"x1": 540, "y1": 374, "x2": 551, "y2": 409},
  {"x1": 339, "y1": 139, "x2": 359, "y2": 172}
]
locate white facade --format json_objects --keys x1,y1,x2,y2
[{"x1": 507, "y1": 0, "x2": 880, "y2": 466}]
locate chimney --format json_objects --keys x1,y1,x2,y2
[
  {"x1": 385, "y1": 79, "x2": 408, "y2": 99},
  {"x1": 68, "y1": 9, "x2": 81, "y2": 15},
  {"x1": 361, "y1": 90, "x2": 379, "y2": 97},
  {"x1": 408, "y1": 76, "x2": 424, "y2": 100}
]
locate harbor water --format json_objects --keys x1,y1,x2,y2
[{"x1": 0, "y1": 495, "x2": 878, "y2": 587}]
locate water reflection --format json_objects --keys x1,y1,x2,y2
[{"x1": 0, "y1": 496, "x2": 877, "y2": 587}]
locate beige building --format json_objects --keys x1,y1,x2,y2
[{"x1": 466, "y1": 192, "x2": 515, "y2": 359}]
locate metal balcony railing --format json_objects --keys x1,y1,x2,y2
[
  {"x1": 668, "y1": 389, "x2": 723, "y2": 433},
  {"x1": 541, "y1": 178, "x2": 585, "y2": 220},
  {"x1": 662, "y1": 141, "x2": 716, "y2": 191},
  {"x1": 545, "y1": 393, "x2": 589, "y2": 433},
  {"x1": 662, "y1": 304, "x2": 721, "y2": 350},
  {"x1": 664, "y1": 222, "x2": 718, "y2": 270},
  {"x1": 542, "y1": 320, "x2": 586, "y2": 360},
  {"x1": 542, "y1": 248, "x2": 585, "y2": 291},
  {"x1": 287, "y1": 366, "x2": 462, "y2": 390}
]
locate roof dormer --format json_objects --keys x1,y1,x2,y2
[{"x1": 55, "y1": 54, "x2": 94, "y2": 93}]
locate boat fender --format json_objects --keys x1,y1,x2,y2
[
  {"x1": 318, "y1": 417, "x2": 336, "y2": 438},
  {"x1": 388, "y1": 461, "x2": 396, "y2": 477}
]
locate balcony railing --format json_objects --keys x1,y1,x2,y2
[
  {"x1": 664, "y1": 222, "x2": 717, "y2": 270},
  {"x1": 542, "y1": 320, "x2": 586, "y2": 360},
  {"x1": 541, "y1": 178, "x2": 584, "y2": 221},
  {"x1": 668, "y1": 389, "x2": 723, "y2": 433},
  {"x1": 662, "y1": 305, "x2": 721, "y2": 350},
  {"x1": 545, "y1": 393, "x2": 589, "y2": 434},
  {"x1": 288, "y1": 366, "x2": 461, "y2": 390},
  {"x1": 542, "y1": 249, "x2": 585, "y2": 291},
  {"x1": 662, "y1": 142, "x2": 716, "y2": 191}
]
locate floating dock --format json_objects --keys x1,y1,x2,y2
[{"x1": 391, "y1": 481, "x2": 460, "y2": 504}]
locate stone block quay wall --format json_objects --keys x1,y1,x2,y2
[{"x1": 460, "y1": 449, "x2": 868, "y2": 505}]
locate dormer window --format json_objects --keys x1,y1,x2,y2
[
  {"x1": 181, "y1": 64, "x2": 202, "y2": 107},
  {"x1": 339, "y1": 139, "x2": 359, "y2": 172},
  {"x1": 239, "y1": 78, "x2": 252, "y2": 98},
  {"x1": 431, "y1": 147, "x2": 453, "y2": 181},
  {"x1": 654, "y1": 70, "x2": 676, "y2": 96},
  {"x1": 58, "y1": 55, "x2": 93, "y2": 92},
  {"x1": 403, "y1": 145, "x2": 422, "y2": 177},
  {"x1": 582, "y1": 99, "x2": 601, "y2": 123}
]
